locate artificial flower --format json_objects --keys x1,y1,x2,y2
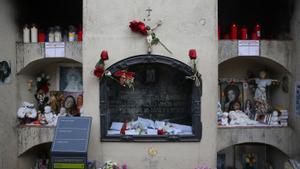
[
  {"x1": 101, "y1": 50, "x2": 109, "y2": 61},
  {"x1": 93, "y1": 66, "x2": 105, "y2": 78},
  {"x1": 189, "y1": 49, "x2": 197, "y2": 60}
]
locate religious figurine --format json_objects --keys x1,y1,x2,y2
[
  {"x1": 252, "y1": 70, "x2": 279, "y2": 114},
  {"x1": 59, "y1": 107, "x2": 67, "y2": 117},
  {"x1": 63, "y1": 95, "x2": 78, "y2": 116},
  {"x1": 217, "y1": 102, "x2": 223, "y2": 124},
  {"x1": 221, "y1": 112, "x2": 229, "y2": 126},
  {"x1": 270, "y1": 110, "x2": 280, "y2": 125},
  {"x1": 44, "y1": 106, "x2": 57, "y2": 126},
  {"x1": 244, "y1": 99, "x2": 255, "y2": 119},
  {"x1": 17, "y1": 102, "x2": 37, "y2": 124},
  {"x1": 229, "y1": 101, "x2": 258, "y2": 125},
  {"x1": 35, "y1": 88, "x2": 49, "y2": 113}
]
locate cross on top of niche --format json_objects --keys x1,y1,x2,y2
[{"x1": 145, "y1": 7, "x2": 152, "y2": 21}]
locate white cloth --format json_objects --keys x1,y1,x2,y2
[{"x1": 17, "y1": 102, "x2": 37, "y2": 119}]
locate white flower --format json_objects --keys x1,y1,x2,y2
[
  {"x1": 105, "y1": 71, "x2": 112, "y2": 76},
  {"x1": 147, "y1": 35, "x2": 153, "y2": 44},
  {"x1": 37, "y1": 77, "x2": 41, "y2": 82}
]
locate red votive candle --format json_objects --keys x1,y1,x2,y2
[
  {"x1": 254, "y1": 24, "x2": 261, "y2": 40},
  {"x1": 241, "y1": 27, "x2": 248, "y2": 40},
  {"x1": 230, "y1": 23, "x2": 238, "y2": 40},
  {"x1": 38, "y1": 32, "x2": 46, "y2": 42}
]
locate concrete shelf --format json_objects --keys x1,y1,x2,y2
[
  {"x1": 16, "y1": 42, "x2": 82, "y2": 74},
  {"x1": 17, "y1": 126, "x2": 55, "y2": 156},
  {"x1": 218, "y1": 40, "x2": 293, "y2": 73},
  {"x1": 217, "y1": 126, "x2": 293, "y2": 156}
]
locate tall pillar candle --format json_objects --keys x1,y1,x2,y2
[
  {"x1": 23, "y1": 24, "x2": 30, "y2": 43},
  {"x1": 254, "y1": 24, "x2": 261, "y2": 40},
  {"x1": 230, "y1": 23, "x2": 238, "y2": 40},
  {"x1": 31, "y1": 24, "x2": 38, "y2": 43},
  {"x1": 241, "y1": 27, "x2": 248, "y2": 40}
]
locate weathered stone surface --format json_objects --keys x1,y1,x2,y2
[
  {"x1": 219, "y1": 40, "x2": 293, "y2": 73},
  {"x1": 17, "y1": 126, "x2": 55, "y2": 156},
  {"x1": 217, "y1": 127, "x2": 296, "y2": 157},
  {"x1": 16, "y1": 42, "x2": 82, "y2": 73}
]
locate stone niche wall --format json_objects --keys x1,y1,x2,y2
[{"x1": 83, "y1": 0, "x2": 218, "y2": 168}]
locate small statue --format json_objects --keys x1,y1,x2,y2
[
  {"x1": 35, "y1": 88, "x2": 49, "y2": 113},
  {"x1": 221, "y1": 112, "x2": 229, "y2": 126},
  {"x1": 270, "y1": 110, "x2": 280, "y2": 125},
  {"x1": 17, "y1": 102, "x2": 37, "y2": 124},
  {"x1": 44, "y1": 106, "x2": 57, "y2": 126},
  {"x1": 229, "y1": 101, "x2": 258, "y2": 125},
  {"x1": 251, "y1": 70, "x2": 279, "y2": 114}
]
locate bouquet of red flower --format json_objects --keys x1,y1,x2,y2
[
  {"x1": 93, "y1": 50, "x2": 135, "y2": 89},
  {"x1": 129, "y1": 20, "x2": 172, "y2": 54}
]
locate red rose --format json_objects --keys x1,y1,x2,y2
[
  {"x1": 125, "y1": 72, "x2": 135, "y2": 80},
  {"x1": 129, "y1": 20, "x2": 139, "y2": 32},
  {"x1": 137, "y1": 22, "x2": 147, "y2": 35},
  {"x1": 114, "y1": 70, "x2": 126, "y2": 77},
  {"x1": 93, "y1": 66, "x2": 104, "y2": 78},
  {"x1": 40, "y1": 85, "x2": 49, "y2": 93},
  {"x1": 157, "y1": 129, "x2": 165, "y2": 135},
  {"x1": 129, "y1": 20, "x2": 148, "y2": 35},
  {"x1": 100, "y1": 50, "x2": 109, "y2": 61},
  {"x1": 188, "y1": 49, "x2": 197, "y2": 60}
]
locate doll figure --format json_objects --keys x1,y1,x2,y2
[
  {"x1": 35, "y1": 88, "x2": 49, "y2": 113},
  {"x1": 44, "y1": 106, "x2": 57, "y2": 126},
  {"x1": 252, "y1": 70, "x2": 279, "y2": 114},
  {"x1": 17, "y1": 102, "x2": 38, "y2": 124},
  {"x1": 221, "y1": 112, "x2": 229, "y2": 126},
  {"x1": 270, "y1": 110, "x2": 280, "y2": 125},
  {"x1": 229, "y1": 101, "x2": 258, "y2": 125}
]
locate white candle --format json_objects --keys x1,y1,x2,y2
[
  {"x1": 30, "y1": 24, "x2": 38, "y2": 43},
  {"x1": 54, "y1": 26, "x2": 62, "y2": 42},
  {"x1": 48, "y1": 27, "x2": 55, "y2": 43},
  {"x1": 23, "y1": 25, "x2": 30, "y2": 43}
]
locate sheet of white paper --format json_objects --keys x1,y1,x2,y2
[
  {"x1": 147, "y1": 129, "x2": 158, "y2": 135},
  {"x1": 107, "y1": 130, "x2": 120, "y2": 135},
  {"x1": 125, "y1": 130, "x2": 139, "y2": 135},
  {"x1": 238, "y1": 40, "x2": 260, "y2": 56},
  {"x1": 155, "y1": 120, "x2": 165, "y2": 129},
  {"x1": 45, "y1": 42, "x2": 65, "y2": 58},
  {"x1": 110, "y1": 122, "x2": 123, "y2": 131},
  {"x1": 171, "y1": 123, "x2": 192, "y2": 132}
]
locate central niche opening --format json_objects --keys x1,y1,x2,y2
[{"x1": 100, "y1": 55, "x2": 202, "y2": 142}]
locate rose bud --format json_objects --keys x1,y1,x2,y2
[
  {"x1": 188, "y1": 49, "x2": 197, "y2": 60},
  {"x1": 100, "y1": 50, "x2": 109, "y2": 61}
]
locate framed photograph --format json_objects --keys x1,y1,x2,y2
[
  {"x1": 220, "y1": 82, "x2": 244, "y2": 112},
  {"x1": 59, "y1": 66, "x2": 83, "y2": 92},
  {"x1": 0, "y1": 60, "x2": 11, "y2": 85}
]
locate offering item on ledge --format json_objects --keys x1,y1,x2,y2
[
  {"x1": 270, "y1": 110, "x2": 280, "y2": 125},
  {"x1": 228, "y1": 101, "x2": 258, "y2": 126},
  {"x1": 17, "y1": 102, "x2": 38, "y2": 124},
  {"x1": 221, "y1": 112, "x2": 229, "y2": 126},
  {"x1": 108, "y1": 117, "x2": 193, "y2": 136},
  {"x1": 251, "y1": 70, "x2": 279, "y2": 114}
]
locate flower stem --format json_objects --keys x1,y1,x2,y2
[{"x1": 158, "y1": 41, "x2": 172, "y2": 54}]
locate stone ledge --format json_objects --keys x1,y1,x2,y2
[
  {"x1": 218, "y1": 40, "x2": 293, "y2": 73},
  {"x1": 16, "y1": 42, "x2": 82, "y2": 74},
  {"x1": 17, "y1": 126, "x2": 55, "y2": 156},
  {"x1": 217, "y1": 126, "x2": 294, "y2": 156}
]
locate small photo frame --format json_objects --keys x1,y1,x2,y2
[
  {"x1": 0, "y1": 60, "x2": 11, "y2": 85},
  {"x1": 59, "y1": 66, "x2": 83, "y2": 92},
  {"x1": 220, "y1": 82, "x2": 244, "y2": 112}
]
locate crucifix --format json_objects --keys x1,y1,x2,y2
[{"x1": 145, "y1": 7, "x2": 152, "y2": 22}]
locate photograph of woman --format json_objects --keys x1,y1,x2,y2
[
  {"x1": 223, "y1": 84, "x2": 241, "y2": 112},
  {"x1": 59, "y1": 67, "x2": 83, "y2": 92},
  {"x1": 0, "y1": 60, "x2": 11, "y2": 85}
]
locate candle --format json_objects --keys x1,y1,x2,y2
[
  {"x1": 48, "y1": 27, "x2": 55, "y2": 43},
  {"x1": 241, "y1": 27, "x2": 248, "y2": 40},
  {"x1": 54, "y1": 26, "x2": 62, "y2": 42},
  {"x1": 68, "y1": 25, "x2": 76, "y2": 42},
  {"x1": 30, "y1": 24, "x2": 38, "y2": 43},
  {"x1": 23, "y1": 24, "x2": 30, "y2": 43},
  {"x1": 77, "y1": 26, "x2": 83, "y2": 42},
  {"x1": 38, "y1": 31, "x2": 46, "y2": 42},
  {"x1": 230, "y1": 23, "x2": 238, "y2": 40},
  {"x1": 254, "y1": 24, "x2": 261, "y2": 39}
]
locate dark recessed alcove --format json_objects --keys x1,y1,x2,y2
[
  {"x1": 12, "y1": 0, "x2": 82, "y2": 30},
  {"x1": 100, "y1": 55, "x2": 202, "y2": 142},
  {"x1": 218, "y1": 0, "x2": 295, "y2": 39}
]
